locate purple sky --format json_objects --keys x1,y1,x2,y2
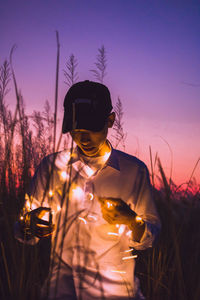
[{"x1": 1, "y1": 0, "x2": 200, "y2": 185}]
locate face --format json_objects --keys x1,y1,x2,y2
[{"x1": 70, "y1": 113, "x2": 115, "y2": 157}]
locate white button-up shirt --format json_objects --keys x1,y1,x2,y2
[{"x1": 20, "y1": 145, "x2": 160, "y2": 300}]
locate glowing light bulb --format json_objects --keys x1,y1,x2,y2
[
  {"x1": 72, "y1": 186, "x2": 84, "y2": 199},
  {"x1": 116, "y1": 224, "x2": 119, "y2": 228},
  {"x1": 135, "y1": 215, "x2": 144, "y2": 225},
  {"x1": 57, "y1": 204, "x2": 61, "y2": 212},
  {"x1": 20, "y1": 216, "x2": 24, "y2": 220},
  {"x1": 106, "y1": 201, "x2": 114, "y2": 210},
  {"x1": 49, "y1": 190, "x2": 54, "y2": 197},
  {"x1": 60, "y1": 171, "x2": 68, "y2": 181}
]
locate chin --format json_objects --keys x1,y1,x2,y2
[
  {"x1": 84, "y1": 151, "x2": 98, "y2": 157},
  {"x1": 83, "y1": 148, "x2": 99, "y2": 157}
]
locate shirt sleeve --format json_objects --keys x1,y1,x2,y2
[{"x1": 128, "y1": 164, "x2": 161, "y2": 250}]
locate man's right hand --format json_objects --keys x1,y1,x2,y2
[{"x1": 20, "y1": 207, "x2": 55, "y2": 238}]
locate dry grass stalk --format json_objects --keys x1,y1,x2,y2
[
  {"x1": 90, "y1": 45, "x2": 107, "y2": 83},
  {"x1": 53, "y1": 31, "x2": 60, "y2": 153}
]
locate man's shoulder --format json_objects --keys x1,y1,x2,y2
[
  {"x1": 38, "y1": 149, "x2": 70, "y2": 170},
  {"x1": 112, "y1": 148, "x2": 147, "y2": 171}
]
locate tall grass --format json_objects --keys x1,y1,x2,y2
[{"x1": 0, "y1": 43, "x2": 200, "y2": 300}]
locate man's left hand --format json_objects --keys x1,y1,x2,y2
[
  {"x1": 98, "y1": 197, "x2": 145, "y2": 241},
  {"x1": 98, "y1": 197, "x2": 136, "y2": 226}
]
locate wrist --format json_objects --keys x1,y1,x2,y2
[
  {"x1": 128, "y1": 215, "x2": 145, "y2": 242},
  {"x1": 128, "y1": 213, "x2": 144, "y2": 229}
]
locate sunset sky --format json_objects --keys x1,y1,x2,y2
[{"x1": 1, "y1": 0, "x2": 200, "y2": 185}]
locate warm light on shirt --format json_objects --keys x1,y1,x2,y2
[{"x1": 16, "y1": 145, "x2": 160, "y2": 299}]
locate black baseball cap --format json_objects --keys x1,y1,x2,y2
[{"x1": 62, "y1": 80, "x2": 113, "y2": 133}]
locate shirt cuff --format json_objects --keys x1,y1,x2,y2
[{"x1": 128, "y1": 221, "x2": 160, "y2": 250}]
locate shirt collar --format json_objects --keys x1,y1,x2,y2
[
  {"x1": 106, "y1": 147, "x2": 120, "y2": 171},
  {"x1": 67, "y1": 143, "x2": 120, "y2": 171},
  {"x1": 67, "y1": 146, "x2": 80, "y2": 165}
]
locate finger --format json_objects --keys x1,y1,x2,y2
[
  {"x1": 34, "y1": 224, "x2": 55, "y2": 238},
  {"x1": 99, "y1": 198, "x2": 126, "y2": 212},
  {"x1": 102, "y1": 206, "x2": 118, "y2": 217},
  {"x1": 37, "y1": 208, "x2": 51, "y2": 219},
  {"x1": 102, "y1": 214, "x2": 120, "y2": 225},
  {"x1": 98, "y1": 197, "x2": 120, "y2": 205},
  {"x1": 98, "y1": 197, "x2": 106, "y2": 205},
  {"x1": 102, "y1": 210, "x2": 119, "y2": 223},
  {"x1": 30, "y1": 207, "x2": 51, "y2": 217},
  {"x1": 102, "y1": 213, "x2": 113, "y2": 224},
  {"x1": 35, "y1": 218, "x2": 51, "y2": 225}
]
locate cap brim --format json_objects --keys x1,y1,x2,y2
[{"x1": 62, "y1": 112, "x2": 106, "y2": 133}]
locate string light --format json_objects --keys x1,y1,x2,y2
[
  {"x1": 60, "y1": 171, "x2": 68, "y2": 181},
  {"x1": 87, "y1": 193, "x2": 94, "y2": 201},
  {"x1": 111, "y1": 270, "x2": 126, "y2": 274},
  {"x1": 72, "y1": 186, "x2": 84, "y2": 199},
  {"x1": 87, "y1": 214, "x2": 97, "y2": 221},
  {"x1": 57, "y1": 204, "x2": 61, "y2": 212},
  {"x1": 49, "y1": 190, "x2": 54, "y2": 197},
  {"x1": 108, "y1": 232, "x2": 119, "y2": 236},
  {"x1": 122, "y1": 255, "x2": 138, "y2": 260},
  {"x1": 135, "y1": 216, "x2": 142, "y2": 222},
  {"x1": 135, "y1": 215, "x2": 144, "y2": 225},
  {"x1": 106, "y1": 201, "x2": 114, "y2": 210},
  {"x1": 79, "y1": 217, "x2": 87, "y2": 224},
  {"x1": 122, "y1": 248, "x2": 134, "y2": 253}
]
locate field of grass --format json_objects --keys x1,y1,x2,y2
[
  {"x1": 0, "y1": 49, "x2": 199, "y2": 300},
  {"x1": 0, "y1": 161, "x2": 199, "y2": 300}
]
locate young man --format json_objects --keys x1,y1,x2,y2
[{"x1": 18, "y1": 80, "x2": 160, "y2": 299}]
